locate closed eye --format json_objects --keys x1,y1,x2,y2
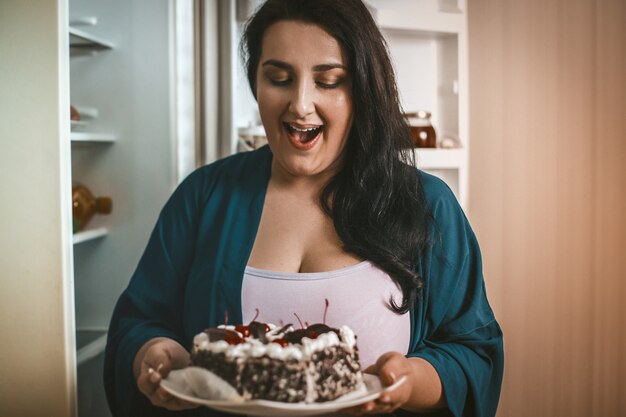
[
  {"x1": 268, "y1": 79, "x2": 342, "y2": 89},
  {"x1": 269, "y1": 78, "x2": 292, "y2": 86},
  {"x1": 316, "y1": 81, "x2": 342, "y2": 89}
]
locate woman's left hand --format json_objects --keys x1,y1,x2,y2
[{"x1": 341, "y1": 351, "x2": 414, "y2": 414}]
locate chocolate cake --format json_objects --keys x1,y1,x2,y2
[{"x1": 190, "y1": 320, "x2": 363, "y2": 403}]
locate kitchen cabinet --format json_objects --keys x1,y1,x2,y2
[{"x1": 368, "y1": 0, "x2": 470, "y2": 209}]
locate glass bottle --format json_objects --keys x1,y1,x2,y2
[{"x1": 72, "y1": 184, "x2": 112, "y2": 233}]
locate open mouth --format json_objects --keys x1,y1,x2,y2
[{"x1": 284, "y1": 122, "x2": 323, "y2": 144}]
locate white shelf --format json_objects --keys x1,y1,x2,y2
[
  {"x1": 71, "y1": 132, "x2": 116, "y2": 143},
  {"x1": 367, "y1": 0, "x2": 469, "y2": 210},
  {"x1": 414, "y1": 148, "x2": 464, "y2": 169},
  {"x1": 369, "y1": 0, "x2": 465, "y2": 34},
  {"x1": 377, "y1": 10, "x2": 463, "y2": 34},
  {"x1": 73, "y1": 227, "x2": 108, "y2": 245},
  {"x1": 69, "y1": 27, "x2": 114, "y2": 51},
  {"x1": 70, "y1": 120, "x2": 88, "y2": 131},
  {"x1": 76, "y1": 330, "x2": 108, "y2": 366}
]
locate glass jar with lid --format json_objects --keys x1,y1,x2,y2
[{"x1": 405, "y1": 110, "x2": 437, "y2": 148}]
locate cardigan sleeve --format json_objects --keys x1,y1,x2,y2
[
  {"x1": 404, "y1": 175, "x2": 504, "y2": 417},
  {"x1": 103, "y1": 169, "x2": 206, "y2": 417}
]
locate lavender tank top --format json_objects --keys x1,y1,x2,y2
[{"x1": 241, "y1": 261, "x2": 410, "y2": 369}]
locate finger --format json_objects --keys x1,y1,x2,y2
[
  {"x1": 163, "y1": 397, "x2": 200, "y2": 411},
  {"x1": 154, "y1": 356, "x2": 174, "y2": 378},
  {"x1": 149, "y1": 365, "x2": 163, "y2": 385},
  {"x1": 144, "y1": 348, "x2": 171, "y2": 374},
  {"x1": 149, "y1": 343, "x2": 190, "y2": 379},
  {"x1": 374, "y1": 351, "x2": 399, "y2": 368},
  {"x1": 360, "y1": 395, "x2": 401, "y2": 415},
  {"x1": 155, "y1": 386, "x2": 173, "y2": 402},
  {"x1": 138, "y1": 361, "x2": 170, "y2": 400},
  {"x1": 148, "y1": 364, "x2": 164, "y2": 380},
  {"x1": 150, "y1": 363, "x2": 167, "y2": 381},
  {"x1": 377, "y1": 353, "x2": 408, "y2": 387},
  {"x1": 376, "y1": 393, "x2": 401, "y2": 412},
  {"x1": 149, "y1": 395, "x2": 177, "y2": 410},
  {"x1": 339, "y1": 404, "x2": 365, "y2": 414},
  {"x1": 381, "y1": 369, "x2": 397, "y2": 387},
  {"x1": 378, "y1": 374, "x2": 411, "y2": 409},
  {"x1": 155, "y1": 387, "x2": 199, "y2": 411},
  {"x1": 370, "y1": 352, "x2": 401, "y2": 385},
  {"x1": 339, "y1": 398, "x2": 381, "y2": 415},
  {"x1": 147, "y1": 384, "x2": 177, "y2": 409},
  {"x1": 342, "y1": 399, "x2": 397, "y2": 415},
  {"x1": 349, "y1": 401, "x2": 376, "y2": 414},
  {"x1": 137, "y1": 365, "x2": 161, "y2": 398},
  {"x1": 362, "y1": 364, "x2": 377, "y2": 374},
  {"x1": 371, "y1": 403, "x2": 397, "y2": 414},
  {"x1": 142, "y1": 348, "x2": 175, "y2": 387},
  {"x1": 358, "y1": 400, "x2": 376, "y2": 414}
]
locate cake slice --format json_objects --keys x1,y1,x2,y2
[{"x1": 191, "y1": 321, "x2": 363, "y2": 403}]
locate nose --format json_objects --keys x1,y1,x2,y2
[{"x1": 288, "y1": 79, "x2": 315, "y2": 118}]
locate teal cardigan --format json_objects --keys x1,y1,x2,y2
[{"x1": 104, "y1": 145, "x2": 503, "y2": 417}]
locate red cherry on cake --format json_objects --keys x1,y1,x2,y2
[
  {"x1": 224, "y1": 332, "x2": 244, "y2": 345},
  {"x1": 203, "y1": 328, "x2": 244, "y2": 345},
  {"x1": 272, "y1": 338, "x2": 289, "y2": 347},
  {"x1": 234, "y1": 324, "x2": 250, "y2": 337},
  {"x1": 235, "y1": 308, "x2": 271, "y2": 340}
]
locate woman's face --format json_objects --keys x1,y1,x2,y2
[{"x1": 256, "y1": 21, "x2": 353, "y2": 180}]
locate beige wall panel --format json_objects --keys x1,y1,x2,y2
[
  {"x1": 469, "y1": 0, "x2": 625, "y2": 416},
  {"x1": 592, "y1": 2, "x2": 626, "y2": 416},
  {"x1": 0, "y1": 0, "x2": 75, "y2": 416}
]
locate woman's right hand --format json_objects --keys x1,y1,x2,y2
[{"x1": 133, "y1": 337, "x2": 199, "y2": 411}]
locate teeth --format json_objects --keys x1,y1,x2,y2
[{"x1": 288, "y1": 124, "x2": 320, "y2": 132}]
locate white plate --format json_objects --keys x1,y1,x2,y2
[{"x1": 161, "y1": 368, "x2": 407, "y2": 417}]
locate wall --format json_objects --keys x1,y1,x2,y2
[
  {"x1": 0, "y1": 0, "x2": 75, "y2": 415},
  {"x1": 468, "y1": 0, "x2": 626, "y2": 416}
]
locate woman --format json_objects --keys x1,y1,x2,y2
[{"x1": 104, "y1": 0, "x2": 504, "y2": 416}]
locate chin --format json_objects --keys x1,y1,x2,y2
[{"x1": 269, "y1": 138, "x2": 343, "y2": 180}]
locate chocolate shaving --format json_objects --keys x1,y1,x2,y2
[
  {"x1": 275, "y1": 323, "x2": 293, "y2": 335},
  {"x1": 306, "y1": 323, "x2": 337, "y2": 335},
  {"x1": 248, "y1": 321, "x2": 269, "y2": 343}
]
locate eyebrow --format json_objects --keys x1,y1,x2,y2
[{"x1": 261, "y1": 59, "x2": 347, "y2": 72}]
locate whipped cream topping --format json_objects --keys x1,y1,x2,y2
[{"x1": 192, "y1": 323, "x2": 357, "y2": 361}]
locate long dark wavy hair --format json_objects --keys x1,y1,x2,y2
[{"x1": 241, "y1": 0, "x2": 433, "y2": 314}]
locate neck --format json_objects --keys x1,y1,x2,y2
[{"x1": 269, "y1": 160, "x2": 337, "y2": 197}]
